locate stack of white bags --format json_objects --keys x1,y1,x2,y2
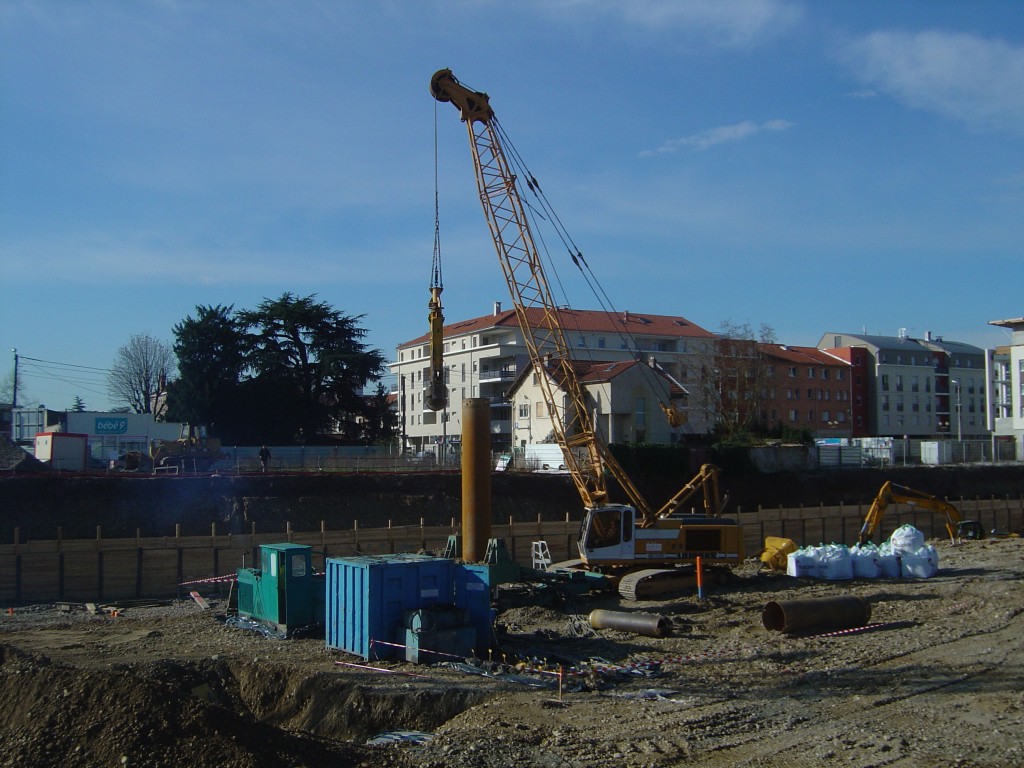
[{"x1": 786, "y1": 524, "x2": 938, "y2": 580}]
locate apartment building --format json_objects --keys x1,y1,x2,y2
[
  {"x1": 988, "y1": 317, "x2": 1024, "y2": 459},
  {"x1": 757, "y1": 344, "x2": 855, "y2": 438},
  {"x1": 817, "y1": 330, "x2": 988, "y2": 438},
  {"x1": 390, "y1": 302, "x2": 718, "y2": 454}
]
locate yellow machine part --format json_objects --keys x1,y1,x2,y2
[{"x1": 760, "y1": 536, "x2": 798, "y2": 571}]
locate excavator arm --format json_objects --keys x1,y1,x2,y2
[
  {"x1": 654, "y1": 463, "x2": 727, "y2": 519},
  {"x1": 858, "y1": 481, "x2": 981, "y2": 545},
  {"x1": 431, "y1": 69, "x2": 653, "y2": 519}
]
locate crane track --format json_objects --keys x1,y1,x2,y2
[{"x1": 617, "y1": 568, "x2": 697, "y2": 601}]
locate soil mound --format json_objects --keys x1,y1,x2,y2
[{"x1": 0, "y1": 436, "x2": 46, "y2": 473}]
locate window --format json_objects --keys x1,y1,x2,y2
[
  {"x1": 881, "y1": 395, "x2": 890, "y2": 411},
  {"x1": 822, "y1": 369, "x2": 829, "y2": 380},
  {"x1": 598, "y1": 337, "x2": 606, "y2": 349},
  {"x1": 881, "y1": 374, "x2": 889, "y2": 391},
  {"x1": 807, "y1": 367, "x2": 816, "y2": 378},
  {"x1": 788, "y1": 410, "x2": 797, "y2": 422},
  {"x1": 895, "y1": 375, "x2": 903, "y2": 392},
  {"x1": 788, "y1": 366, "x2": 797, "y2": 377},
  {"x1": 911, "y1": 376, "x2": 919, "y2": 392},
  {"x1": 518, "y1": 403, "x2": 530, "y2": 419},
  {"x1": 634, "y1": 397, "x2": 646, "y2": 428},
  {"x1": 821, "y1": 410, "x2": 830, "y2": 423},
  {"x1": 837, "y1": 370, "x2": 845, "y2": 380}
]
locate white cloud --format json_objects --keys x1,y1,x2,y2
[
  {"x1": 544, "y1": 0, "x2": 802, "y2": 48},
  {"x1": 642, "y1": 119, "x2": 794, "y2": 155},
  {"x1": 842, "y1": 30, "x2": 1024, "y2": 133}
]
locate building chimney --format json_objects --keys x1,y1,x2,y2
[
  {"x1": 623, "y1": 310, "x2": 630, "y2": 322},
  {"x1": 925, "y1": 330, "x2": 932, "y2": 341},
  {"x1": 493, "y1": 301, "x2": 502, "y2": 316}
]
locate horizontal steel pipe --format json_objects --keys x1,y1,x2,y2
[
  {"x1": 588, "y1": 609, "x2": 671, "y2": 638},
  {"x1": 762, "y1": 596, "x2": 871, "y2": 634}
]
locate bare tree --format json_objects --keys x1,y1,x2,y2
[
  {"x1": 108, "y1": 334, "x2": 176, "y2": 418},
  {"x1": 704, "y1": 320, "x2": 777, "y2": 442},
  {"x1": 0, "y1": 370, "x2": 15, "y2": 405}
]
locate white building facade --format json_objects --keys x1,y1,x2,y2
[
  {"x1": 390, "y1": 303, "x2": 718, "y2": 455},
  {"x1": 817, "y1": 331, "x2": 989, "y2": 439},
  {"x1": 988, "y1": 317, "x2": 1024, "y2": 460}
]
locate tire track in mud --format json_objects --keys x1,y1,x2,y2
[{"x1": 686, "y1": 609, "x2": 1023, "y2": 768}]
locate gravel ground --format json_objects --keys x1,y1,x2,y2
[{"x1": 2, "y1": 536, "x2": 1022, "y2": 768}]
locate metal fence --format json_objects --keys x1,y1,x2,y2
[{"x1": 818, "y1": 438, "x2": 1018, "y2": 468}]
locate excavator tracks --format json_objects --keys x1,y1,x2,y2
[{"x1": 617, "y1": 567, "x2": 697, "y2": 601}]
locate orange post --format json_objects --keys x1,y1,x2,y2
[{"x1": 696, "y1": 556, "x2": 704, "y2": 599}]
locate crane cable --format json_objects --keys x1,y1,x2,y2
[
  {"x1": 495, "y1": 120, "x2": 672, "y2": 399},
  {"x1": 432, "y1": 100, "x2": 443, "y2": 292}
]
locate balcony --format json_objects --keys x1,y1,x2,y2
[{"x1": 479, "y1": 369, "x2": 516, "y2": 384}]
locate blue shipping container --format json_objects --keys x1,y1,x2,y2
[
  {"x1": 453, "y1": 564, "x2": 493, "y2": 652},
  {"x1": 325, "y1": 555, "x2": 454, "y2": 659}
]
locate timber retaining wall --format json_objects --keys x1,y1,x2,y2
[{"x1": 2, "y1": 496, "x2": 1021, "y2": 604}]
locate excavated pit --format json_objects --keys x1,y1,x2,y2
[{"x1": 0, "y1": 643, "x2": 490, "y2": 768}]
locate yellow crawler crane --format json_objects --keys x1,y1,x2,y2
[{"x1": 431, "y1": 69, "x2": 744, "y2": 599}]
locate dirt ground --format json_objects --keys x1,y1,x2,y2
[{"x1": 1, "y1": 537, "x2": 1022, "y2": 768}]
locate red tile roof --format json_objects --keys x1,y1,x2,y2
[
  {"x1": 758, "y1": 343, "x2": 850, "y2": 367},
  {"x1": 400, "y1": 307, "x2": 715, "y2": 347}
]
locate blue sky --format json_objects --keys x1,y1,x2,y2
[{"x1": 2, "y1": 0, "x2": 1022, "y2": 412}]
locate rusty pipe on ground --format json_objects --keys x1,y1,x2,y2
[
  {"x1": 588, "y1": 609, "x2": 672, "y2": 638},
  {"x1": 762, "y1": 596, "x2": 871, "y2": 634}
]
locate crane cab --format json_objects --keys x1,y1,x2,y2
[{"x1": 578, "y1": 504, "x2": 637, "y2": 563}]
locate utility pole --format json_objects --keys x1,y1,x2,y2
[{"x1": 11, "y1": 348, "x2": 17, "y2": 408}]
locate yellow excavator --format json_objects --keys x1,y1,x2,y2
[
  {"x1": 858, "y1": 481, "x2": 983, "y2": 545},
  {"x1": 431, "y1": 69, "x2": 743, "y2": 599}
]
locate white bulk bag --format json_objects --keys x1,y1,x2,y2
[
  {"x1": 820, "y1": 544, "x2": 854, "y2": 580},
  {"x1": 850, "y1": 543, "x2": 881, "y2": 579},
  {"x1": 877, "y1": 542, "x2": 900, "y2": 579},
  {"x1": 786, "y1": 547, "x2": 818, "y2": 578},
  {"x1": 889, "y1": 524, "x2": 925, "y2": 554},
  {"x1": 900, "y1": 544, "x2": 939, "y2": 578}
]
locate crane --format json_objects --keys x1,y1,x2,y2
[{"x1": 430, "y1": 69, "x2": 744, "y2": 598}]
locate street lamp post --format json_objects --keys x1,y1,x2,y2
[{"x1": 952, "y1": 379, "x2": 963, "y2": 460}]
